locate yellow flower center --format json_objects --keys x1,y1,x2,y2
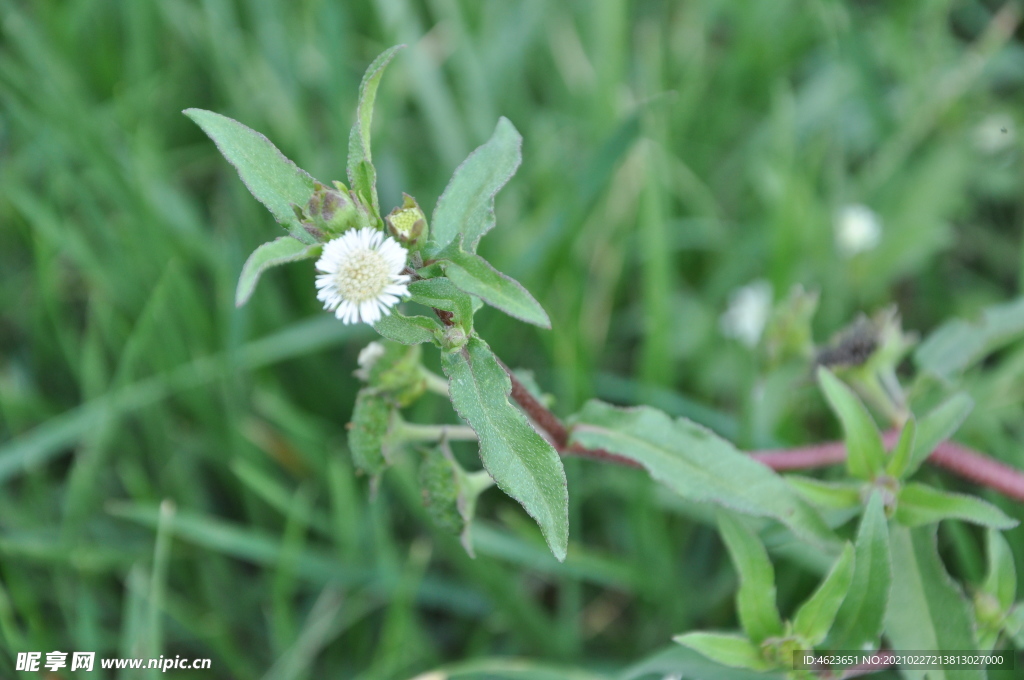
[{"x1": 334, "y1": 249, "x2": 391, "y2": 303}]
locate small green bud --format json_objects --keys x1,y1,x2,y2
[
  {"x1": 419, "y1": 447, "x2": 464, "y2": 535},
  {"x1": 348, "y1": 388, "x2": 393, "y2": 476},
  {"x1": 441, "y1": 326, "x2": 468, "y2": 353},
  {"x1": 355, "y1": 340, "x2": 426, "y2": 407},
  {"x1": 385, "y1": 193, "x2": 428, "y2": 251}
]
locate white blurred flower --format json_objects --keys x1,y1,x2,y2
[
  {"x1": 974, "y1": 113, "x2": 1015, "y2": 153},
  {"x1": 315, "y1": 227, "x2": 410, "y2": 324},
  {"x1": 834, "y1": 204, "x2": 881, "y2": 257},
  {"x1": 354, "y1": 341, "x2": 386, "y2": 381},
  {"x1": 720, "y1": 280, "x2": 773, "y2": 348}
]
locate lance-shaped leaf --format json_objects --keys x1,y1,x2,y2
[
  {"x1": 373, "y1": 312, "x2": 441, "y2": 345},
  {"x1": 895, "y1": 483, "x2": 1017, "y2": 529},
  {"x1": 903, "y1": 392, "x2": 973, "y2": 478},
  {"x1": 792, "y1": 543, "x2": 855, "y2": 646},
  {"x1": 441, "y1": 338, "x2": 568, "y2": 561},
  {"x1": 717, "y1": 512, "x2": 784, "y2": 644},
  {"x1": 567, "y1": 401, "x2": 834, "y2": 546},
  {"x1": 184, "y1": 109, "x2": 317, "y2": 244},
  {"x1": 827, "y1": 493, "x2": 891, "y2": 650},
  {"x1": 788, "y1": 477, "x2": 862, "y2": 510},
  {"x1": 672, "y1": 633, "x2": 772, "y2": 673},
  {"x1": 408, "y1": 278, "x2": 474, "y2": 331},
  {"x1": 347, "y1": 45, "x2": 404, "y2": 220},
  {"x1": 885, "y1": 418, "x2": 917, "y2": 479},
  {"x1": 885, "y1": 525, "x2": 984, "y2": 680},
  {"x1": 236, "y1": 237, "x2": 321, "y2": 306},
  {"x1": 427, "y1": 117, "x2": 522, "y2": 256},
  {"x1": 915, "y1": 297, "x2": 1024, "y2": 380},
  {"x1": 440, "y1": 250, "x2": 550, "y2": 328},
  {"x1": 817, "y1": 367, "x2": 885, "y2": 480},
  {"x1": 981, "y1": 528, "x2": 1016, "y2": 612}
]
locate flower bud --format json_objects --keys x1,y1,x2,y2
[
  {"x1": 385, "y1": 193, "x2": 428, "y2": 252},
  {"x1": 304, "y1": 181, "x2": 368, "y2": 236},
  {"x1": 441, "y1": 326, "x2": 468, "y2": 353}
]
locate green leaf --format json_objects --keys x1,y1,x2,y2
[
  {"x1": 981, "y1": 528, "x2": 1016, "y2": 611},
  {"x1": 1005, "y1": 603, "x2": 1024, "y2": 648},
  {"x1": 895, "y1": 483, "x2": 1017, "y2": 529},
  {"x1": 441, "y1": 338, "x2": 568, "y2": 561},
  {"x1": 904, "y1": 392, "x2": 974, "y2": 478},
  {"x1": 672, "y1": 633, "x2": 771, "y2": 672},
  {"x1": 236, "y1": 237, "x2": 320, "y2": 307},
  {"x1": 427, "y1": 117, "x2": 522, "y2": 255},
  {"x1": 915, "y1": 297, "x2": 1024, "y2": 380},
  {"x1": 885, "y1": 525, "x2": 984, "y2": 680},
  {"x1": 717, "y1": 513, "x2": 784, "y2": 644},
  {"x1": 787, "y1": 476, "x2": 862, "y2": 510},
  {"x1": 184, "y1": 109, "x2": 317, "y2": 244},
  {"x1": 567, "y1": 400, "x2": 834, "y2": 546},
  {"x1": 373, "y1": 312, "x2": 441, "y2": 345},
  {"x1": 817, "y1": 367, "x2": 886, "y2": 480},
  {"x1": 885, "y1": 418, "x2": 917, "y2": 479},
  {"x1": 792, "y1": 543, "x2": 855, "y2": 646},
  {"x1": 408, "y1": 278, "x2": 474, "y2": 330},
  {"x1": 827, "y1": 493, "x2": 891, "y2": 651},
  {"x1": 441, "y1": 250, "x2": 550, "y2": 328},
  {"x1": 348, "y1": 389, "x2": 393, "y2": 477},
  {"x1": 346, "y1": 45, "x2": 404, "y2": 220}
]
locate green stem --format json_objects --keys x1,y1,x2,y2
[
  {"x1": 422, "y1": 368, "x2": 449, "y2": 396},
  {"x1": 396, "y1": 421, "x2": 476, "y2": 443},
  {"x1": 463, "y1": 469, "x2": 495, "y2": 496}
]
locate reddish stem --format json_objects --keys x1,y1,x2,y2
[{"x1": 499, "y1": 366, "x2": 1024, "y2": 503}]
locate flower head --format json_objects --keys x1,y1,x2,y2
[
  {"x1": 354, "y1": 341, "x2": 386, "y2": 381},
  {"x1": 315, "y1": 227, "x2": 410, "y2": 324},
  {"x1": 720, "y1": 279, "x2": 773, "y2": 348},
  {"x1": 834, "y1": 204, "x2": 882, "y2": 257}
]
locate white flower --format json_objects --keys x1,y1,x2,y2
[
  {"x1": 314, "y1": 227, "x2": 410, "y2": 324},
  {"x1": 720, "y1": 280, "x2": 773, "y2": 348},
  {"x1": 354, "y1": 341, "x2": 385, "y2": 381},
  {"x1": 835, "y1": 204, "x2": 881, "y2": 257}
]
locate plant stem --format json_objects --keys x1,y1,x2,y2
[
  {"x1": 422, "y1": 368, "x2": 450, "y2": 396},
  {"x1": 397, "y1": 422, "x2": 477, "y2": 443},
  {"x1": 497, "y1": 360, "x2": 1024, "y2": 503}
]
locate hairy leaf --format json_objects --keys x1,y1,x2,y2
[
  {"x1": 817, "y1": 367, "x2": 885, "y2": 480},
  {"x1": 885, "y1": 418, "x2": 917, "y2": 479},
  {"x1": 408, "y1": 278, "x2": 474, "y2": 330},
  {"x1": 441, "y1": 250, "x2": 550, "y2": 328},
  {"x1": 236, "y1": 237, "x2": 320, "y2": 307},
  {"x1": 441, "y1": 338, "x2": 568, "y2": 561},
  {"x1": 915, "y1": 297, "x2": 1024, "y2": 380},
  {"x1": 568, "y1": 401, "x2": 834, "y2": 546},
  {"x1": 184, "y1": 109, "x2": 317, "y2": 243},
  {"x1": 792, "y1": 543, "x2": 855, "y2": 646},
  {"x1": 373, "y1": 313, "x2": 441, "y2": 345},
  {"x1": 885, "y1": 525, "x2": 983, "y2": 680},
  {"x1": 895, "y1": 483, "x2": 1017, "y2": 529},
  {"x1": 904, "y1": 392, "x2": 974, "y2": 478},
  {"x1": 827, "y1": 493, "x2": 891, "y2": 650},
  {"x1": 717, "y1": 513, "x2": 783, "y2": 643},
  {"x1": 347, "y1": 45, "x2": 404, "y2": 220},
  {"x1": 982, "y1": 528, "x2": 1016, "y2": 611},
  {"x1": 673, "y1": 633, "x2": 771, "y2": 672},
  {"x1": 427, "y1": 117, "x2": 522, "y2": 255}
]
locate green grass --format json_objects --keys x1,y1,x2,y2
[{"x1": 1, "y1": 0, "x2": 1023, "y2": 677}]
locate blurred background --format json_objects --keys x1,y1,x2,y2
[{"x1": 1, "y1": 0, "x2": 1023, "y2": 677}]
